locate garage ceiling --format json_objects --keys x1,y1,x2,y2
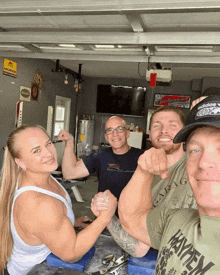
[{"x1": 1, "y1": 0, "x2": 220, "y2": 81}]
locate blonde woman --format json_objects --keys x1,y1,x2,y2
[{"x1": 0, "y1": 125, "x2": 117, "y2": 275}]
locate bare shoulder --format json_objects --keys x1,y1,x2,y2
[{"x1": 14, "y1": 190, "x2": 65, "y2": 232}]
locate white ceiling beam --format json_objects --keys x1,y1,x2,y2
[
  {"x1": 21, "y1": 44, "x2": 42, "y2": 53},
  {"x1": 125, "y1": 14, "x2": 145, "y2": 32},
  {"x1": 0, "y1": 50, "x2": 147, "y2": 62},
  {"x1": 150, "y1": 55, "x2": 220, "y2": 64},
  {"x1": 1, "y1": 1, "x2": 220, "y2": 15},
  {"x1": 1, "y1": 31, "x2": 220, "y2": 45},
  {"x1": 2, "y1": 50, "x2": 220, "y2": 65}
]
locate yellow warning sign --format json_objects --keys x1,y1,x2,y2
[
  {"x1": 80, "y1": 134, "x2": 85, "y2": 141},
  {"x1": 3, "y1": 58, "x2": 17, "y2": 77}
]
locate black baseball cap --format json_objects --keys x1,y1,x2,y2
[{"x1": 173, "y1": 95, "x2": 220, "y2": 143}]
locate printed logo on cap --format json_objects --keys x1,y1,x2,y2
[{"x1": 196, "y1": 102, "x2": 220, "y2": 119}]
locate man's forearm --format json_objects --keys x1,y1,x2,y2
[
  {"x1": 107, "y1": 215, "x2": 150, "y2": 257},
  {"x1": 118, "y1": 165, "x2": 154, "y2": 245},
  {"x1": 119, "y1": 167, "x2": 153, "y2": 224}
]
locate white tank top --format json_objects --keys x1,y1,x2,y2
[{"x1": 7, "y1": 177, "x2": 75, "y2": 275}]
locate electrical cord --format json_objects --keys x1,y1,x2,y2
[{"x1": 138, "y1": 62, "x2": 146, "y2": 78}]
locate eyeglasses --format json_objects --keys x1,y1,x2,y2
[{"x1": 105, "y1": 126, "x2": 126, "y2": 135}]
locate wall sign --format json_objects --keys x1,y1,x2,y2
[
  {"x1": 154, "y1": 94, "x2": 191, "y2": 109},
  {"x1": 3, "y1": 58, "x2": 17, "y2": 78},
  {"x1": 20, "y1": 86, "x2": 31, "y2": 101}
]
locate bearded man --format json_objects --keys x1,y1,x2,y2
[{"x1": 148, "y1": 106, "x2": 196, "y2": 209}]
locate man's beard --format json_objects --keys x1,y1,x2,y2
[{"x1": 152, "y1": 141, "x2": 182, "y2": 155}]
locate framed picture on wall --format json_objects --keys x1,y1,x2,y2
[
  {"x1": 154, "y1": 94, "x2": 191, "y2": 108},
  {"x1": 31, "y1": 82, "x2": 39, "y2": 101}
]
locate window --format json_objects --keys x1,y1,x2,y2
[{"x1": 53, "y1": 96, "x2": 71, "y2": 138}]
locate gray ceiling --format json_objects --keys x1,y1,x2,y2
[{"x1": 1, "y1": 0, "x2": 220, "y2": 82}]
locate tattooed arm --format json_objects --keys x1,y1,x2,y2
[
  {"x1": 91, "y1": 191, "x2": 150, "y2": 257},
  {"x1": 106, "y1": 215, "x2": 150, "y2": 257}
]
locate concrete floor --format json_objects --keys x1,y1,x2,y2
[{"x1": 69, "y1": 174, "x2": 99, "y2": 221}]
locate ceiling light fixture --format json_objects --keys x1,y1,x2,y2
[
  {"x1": 59, "y1": 44, "x2": 76, "y2": 48},
  {"x1": 95, "y1": 45, "x2": 115, "y2": 49}
]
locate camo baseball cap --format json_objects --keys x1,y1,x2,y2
[{"x1": 173, "y1": 95, "x2": 220, "y2": 143}]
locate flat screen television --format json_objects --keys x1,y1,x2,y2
[{"x1": 96, "y1": 84, "x2": 146, "y2": 116}]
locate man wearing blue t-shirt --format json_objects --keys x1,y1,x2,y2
[{"x1": 59, "y1": 116, "x2": 144, "y2": 200}]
